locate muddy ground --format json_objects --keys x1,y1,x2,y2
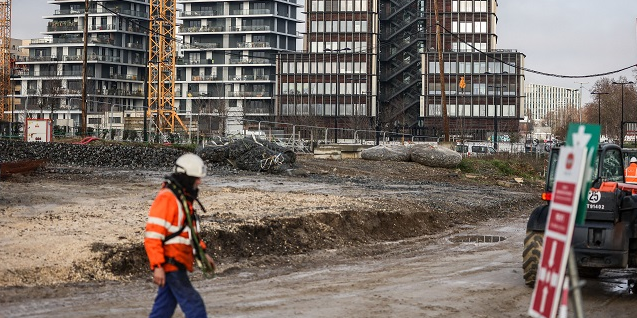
[{"x1": 1, "y1": 155, "x2": 635, "y2": 317}]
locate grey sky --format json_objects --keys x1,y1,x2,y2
[{"x1": 11, "y1": 0, "x2": 637, "y2": 104}]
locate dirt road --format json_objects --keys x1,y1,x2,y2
[{"x1": 1, "y1": 157, "x2": 636, "y2": 317}]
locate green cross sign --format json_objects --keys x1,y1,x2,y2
[{"x1": 564, "y1": 123, "x2": 601, "y2": 225}]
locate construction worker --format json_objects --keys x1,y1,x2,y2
[
  {"x1": 145, "y1": 153, "x2": 216, "y2": 318},
  {"x1": 625, "y1": 157, "x2": 637, "y2": 183}
]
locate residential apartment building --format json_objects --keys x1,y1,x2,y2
[
  {"x1": 276, "y1": 0, "x2": 379, "y2": 141},
  {"x1": 524, "y1": 83, "x2": 581, "y2": 126},
  {"x1": 177, "y1": 0, "x2": 303, "y2": 136},
  {"x1": 420, "y1": 0, "x2": 525, "y2": 142},
  {"x1": 15, "y1": 0, "x2": 150, "y2": 138}
]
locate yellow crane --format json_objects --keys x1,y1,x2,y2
[
  {"x1": 147, "y1": 0, "x2": 186, "y2": 134},
  {"x1": 0, "y1": 0, "x2": 10, "y2": 122}
]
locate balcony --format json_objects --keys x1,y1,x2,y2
[
  {"x1": 237, "y1": 41, "x2": 270, "y2": 48},
  {"x1": 191, "y1": 75, "x2": 219, "y2": 81},
  {"x1": 230, "y1": 75, "x2": 271, "y2": 81},
  {"x1": 227, "y1": 91, "x2": 271, "y2": 97},
  {"x1": 230, "y1": 57, "x2": 271, "y2": 64},
  {"x1": 181, "y1": 26, "x2": 225, "y2": 33},
  {"x1": 181, "y1": 59, "x2": 214, "y2": 65},
  {"x1": 183, "y1": 42, "x2": 220, "y2": 49},
  {"x1": 231, "y1": 9, "x2": 271, "y2": 15},
  {"x1": 126, "y1": 43, "x2": 143, "y2": 49},
  {"x1": 109, "y1": 74, "x2": 139, "y2": 80},
  {"x1": 231, "y1": 25, "x2": 271, "y2": 32},
  {"x1": 181, "y1": 10, "x2": 218, "y2": 17}
]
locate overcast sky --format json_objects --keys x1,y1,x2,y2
[{"x1": 11, "y1": 0, "x2": 637, "y2": 103}]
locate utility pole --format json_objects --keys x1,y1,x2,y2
[
  {"x1": 574, "y1": 82, "x2": 588, "y2": 123},
  {"x1": 434, "y1": 0, "x2": 449, "y2": 142}
]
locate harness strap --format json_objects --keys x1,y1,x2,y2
[
  {"x1": 163, "y1": 224, "x2": 186, "y2": 243},
  {"x1": 165, "y1": 257, "x2": 187, "y2": 271}
]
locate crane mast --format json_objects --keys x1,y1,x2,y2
[
  {"x1": 0, "y1": 0, "x2": 10, "y2": 122},
  {"x1": 147, "y1": 0, "x2": 185, "y2": 134}
]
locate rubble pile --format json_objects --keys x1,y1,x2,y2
[
  {"x1": 0, "y1": 140, "x2": 183, "y2": 169},
  {"x1": 0, "y1": 138, "x2": 297, "y2": 173},
  {"x1": 198, "y1": 137, "x2": 296, "y2": 173}
]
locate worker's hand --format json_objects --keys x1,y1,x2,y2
[
  {"x1": 205, "y1": 254, "x2": 217, "y2": 272},
  {"x1": 153, "y1": 266, "x2": 166, "y2": 287}
]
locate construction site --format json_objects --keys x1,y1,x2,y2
[{"x1": 1, "y1": 139, "x2": 637, "y2": 317}]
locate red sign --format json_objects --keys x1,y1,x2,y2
[
  {"x1": 530, "y1": 236, "x2": 567, "y2": 316},
  {"x1": 529, "y1": 148, "x2": 587, "y2": 318}
]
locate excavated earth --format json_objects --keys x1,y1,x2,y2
[
  {"x1": 4, "y1": 143, "x2": 592, "y2": 317},
  {"x1": 0, "y1": 153, "x2": 542, "y2": 286}
]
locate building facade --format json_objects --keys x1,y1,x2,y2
[
  {"x1": 420, "y1": 0, "x2": 525, "y2": 142},
  {"x1": 177, "y1": 0, "x2": 302, "y2": 136},
  {"x1": 524, "y1": 83, "x2": 581, "y2": 125},
  {"x1": 276, "y1": 0, "x2": 379, "y2": 141},
  {"x1": 14, "y1": 0, "x2": 150, "y2": 138}
]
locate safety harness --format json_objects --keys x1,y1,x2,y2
[{"x1": 161, "y1": 176, "x2": 215, "y2": 278}]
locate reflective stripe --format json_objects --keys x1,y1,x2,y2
[
  {"x1": 147, "y1": 216, "x2": 182, "y2": 233},
  {"x1": 145, "y1": 231, "x2": 165, "y2": 240},
  {"x1": 164, "y1": 236, "x2": 191, "y2": 245}
]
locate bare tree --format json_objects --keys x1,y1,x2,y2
[
  {"x1": 193, "y1": 84, "x2": 227, "y2": 138},
  {"x1": 587, "y1": 76, "x2": 637, "y2": 140}
]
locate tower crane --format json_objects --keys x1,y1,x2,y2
[
  {"x1": 0, "y1": 0, "x2": 10, "y2": 122},
  {"x1": 147, "y1": 0, "x2": 186, "y2": 134}
]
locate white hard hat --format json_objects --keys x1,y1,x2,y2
[
  {"x1": 631, "y1": 157, "x2": 637, "y2": 163},
  {"x1": 173, "y1": 153, "x2": 207, "y2": 178}
]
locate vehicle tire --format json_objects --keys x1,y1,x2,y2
[
  {"x1": 523, "y1": 230, "x2": 544, "y2": 287},
  {"x1": 578, "y1": 268, "x2": 602, "y2": 278}
]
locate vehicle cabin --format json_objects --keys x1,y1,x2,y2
[{"x1": 456, "y1": 144, "x2": 496, "y2": 156}]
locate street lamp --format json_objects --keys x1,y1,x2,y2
[
  {"x1": 325, "y1": 47, "x2": 351, "y2": 143},
  {"x1": 612, "y1": 81, "x2": 634, "y2": 148},
  {"x1": 488, "y1": 84, "x2": 506, "y2": 151},
  {"x1": 590, "y1": 91, "x2": 608, "y2": 126}
]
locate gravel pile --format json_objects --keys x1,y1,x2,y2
[
  {"x1": 0, "y1": 139, "x2": 297, "y2": 173},
  {"x1": 0, "y1": 140, "x2": 183, "y2": 169}
]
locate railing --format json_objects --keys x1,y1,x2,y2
[
  {"x1": 181, "y1": 10, "x2": 218, "y2": 17},
  {"x1": 230, "y1": 75, "x2": 271, "y2": 81},
  {"x1": 227, "y1": 91, "x2": 271, "y2": 97},
  {"x1": 183, "y1": 42, "x2": 220, "y2": 49},
  {"x1": 231, "y1": 25, "x2": 271, "y2": 32},
  {"x1": 230, "y1": 57, "x2": 272, "y2": 64},
  {"x1": 191, "y1": 75, "x2": 218, "y2": 81},
  {"x1": 181, "y1": 59, "x2": 214, "y2": 65},
  {"x1": 237, "y1": 41, "x2": 270, "y2": 48},
  {"x1": 110, "y1": 74, "x2": 139, "y2": 80},
  {"x1": 232, "y1": 9, "x2": 271, "y2": 15},
  {"x1": 182, "y1": 26, "x2": 225, "y2": 33},
  {"x1": 240, "y1": 119, "x2": 437, "y2": 150}
]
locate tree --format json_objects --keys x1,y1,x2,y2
[
  {"x1": 586, "y1": 76, "x2": 636, "y2": 141},
  {"x1": 192, "y1": 84, "x2": 228, "y2": 138}
]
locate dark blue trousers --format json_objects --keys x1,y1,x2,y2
[{"x1": 149, "y1": 270, "x2": 207, "y2": 318}]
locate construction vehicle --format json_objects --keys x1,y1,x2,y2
[{"x1": 523, "y1": 143, "x2": 637, "y2": 286}]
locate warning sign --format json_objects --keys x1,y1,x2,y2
[
  {"x1": 25, "y1": 118, "x2": 53, "y2": 142},
  {"x1": 528, "y1": 124, "x2": 600, "y2": 318}
]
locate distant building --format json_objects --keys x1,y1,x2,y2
[{"x1": 524, "y1": 83, "x2": 581, "y2": 125}]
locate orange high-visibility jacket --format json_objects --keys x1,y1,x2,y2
[
  {"x1": 144, "y1": 186, "x2": 206, "y2": 272},
  {"x1": 626, "y1": 163, "x2": 637, "y2": 183}
]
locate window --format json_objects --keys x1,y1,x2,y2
[{"x1": 474, "y1": 22, "x2": 487, "y2": 33}]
